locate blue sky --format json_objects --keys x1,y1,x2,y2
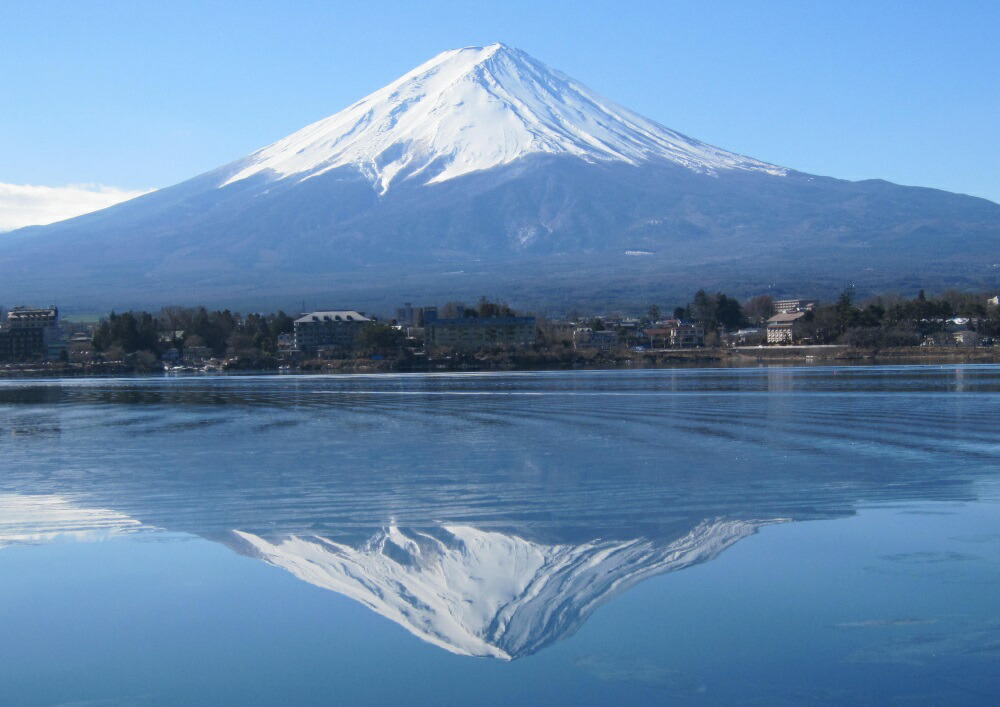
[{"x1": 1, "y1": 0, "x2": 997, "y2": 226}]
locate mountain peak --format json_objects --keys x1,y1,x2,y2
[
  {"x1": 229, "y1": 520, "x2": 768, "y2": 659},
  {"x1": 220, "y1": 44, "x2": 785, "y2": 194},
  {"x1": 411, "y1": 41, "x2": 510, "y2": 73}
]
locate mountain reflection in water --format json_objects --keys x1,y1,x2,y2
[
  {"x1": 1, "y1": 367, "x2": 997, "y2": 659},
  {"x1": 225, "y1": 519, "x2": 772, "y2": 659}
]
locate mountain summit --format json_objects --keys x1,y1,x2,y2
[
  {"x1": 222, "y1": 43, "x2": 784, "y2": 194},
  {"x1": 2, "y1": 44, "x2": 998, "y2": 309},
  {"x1": 228, "y1": 520, "x2": 767, "y2": 659}
]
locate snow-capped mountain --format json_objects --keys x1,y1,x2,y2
[
  {"x1": 228, "y1": 520, "x2": 774, "y2": 660},
  {"x1": 3, "y1": 43, "x2": 998, "y2": 308},
  {"x1": 0, "y1": 492, "x2": 775, "y2": 659},
  {"x1": 222, "y1": 43, "x2": 784, "y2": 194}
]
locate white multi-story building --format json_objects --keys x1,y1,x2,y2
[
  {"x1": 0, "y1": 306, "x2": 65, "y2": 360},
  {"x1": 773, "y1": 299, "x2": 817, "y2": 314},
  {"x1": 766, "y1": 312, "x2": 807, "y2": 344},
  {"x1": 293, "y1": 311, "x2": 372, "y2": 355}
]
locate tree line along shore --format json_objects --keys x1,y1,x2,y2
[{"x1": 2, "y1": 289, "x2": 999, "y2": 377}]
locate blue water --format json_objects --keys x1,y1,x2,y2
[{"x1": 0, "y1": 366, "x2": 998, "y2": 704}]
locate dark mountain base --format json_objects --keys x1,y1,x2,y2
[{"x1": 2, "y1": 156, "x2": 998, "y2": 312}]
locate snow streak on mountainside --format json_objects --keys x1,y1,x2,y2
[
  {"x1": 230, "y1": 519, "x2": 775, "y2": 659},
  {"x1": 0, "y1": 494, "x2": 141, "y2": 549},
  {"x1": 222, "y1": 43, "x2": 786, "y2": 194}
]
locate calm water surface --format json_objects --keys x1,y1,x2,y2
[{"x1": 0, "y1": 366, "x2": 998, "y2": 705}]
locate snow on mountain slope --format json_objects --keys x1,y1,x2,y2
[
  {"x1": 230, "y1": 519, "x2": 777, "y2": 659},
  {"x1": 0, "y1": 494, "x2": 142, "y2": 548},
  {"x1": 222, "y1": 43, "x2": 786, "y2": 194}
]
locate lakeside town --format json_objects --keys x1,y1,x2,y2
[{"x1": 2, "y1": 289, "x2": 1000, "y2": 376}]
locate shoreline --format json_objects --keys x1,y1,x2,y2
[{"x1": 2, "y1": 347, "x2": 998, "y2": 379}]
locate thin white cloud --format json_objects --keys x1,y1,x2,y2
[{"x1": 0, "y1": 182, "x2": 154, "y2": 232}]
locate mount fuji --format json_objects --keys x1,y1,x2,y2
[
  {"x1": 0, "y1": 489, "x2": 773, "y2": 660},
  {"x1": 227, "y1": 520, "x2": 771, "y2": 660},
  {"x1": 219, "y1": 43, "x2": 786, "y2": 193},
  {"x1": 3, "y1": 43, "x2": 998, "y2": 309}
]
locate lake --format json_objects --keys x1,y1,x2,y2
[{"x1": 1, "y1": 366, "x2": 998, "y2": 705}]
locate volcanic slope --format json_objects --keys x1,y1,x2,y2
[{"x1": 3, "y1": 43, "x2": 998, "y2": 309}]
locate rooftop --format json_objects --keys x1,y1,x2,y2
[
  {"x1": 767, "y1": 312, "x2": 807, "y2": 324},
  {"x1": 295, "y1": 311, "x2": 371, "y2": 324}
]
